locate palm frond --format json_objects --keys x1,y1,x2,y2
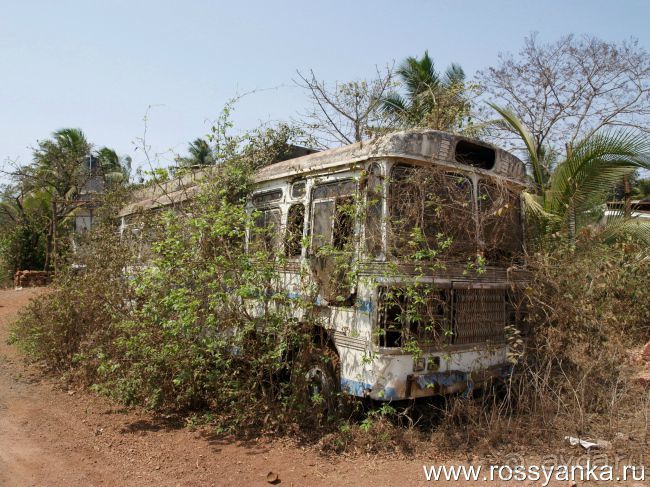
[
  {"x1": 549, "y1": 130, "x2": 650, "y2": 216},
  {"x1": 521, "y1": 191, "x2": 556, "y2": 221},
  {"x1": 488, "y1": 103, "x2": 545, "y2": 190},
  {"x1": 600, "y1": 217, "x2": 650, "y2": 246},
  {"x1": 444, "y1": 63, "x2": 465, "y2": 86},
  {"x1": 381, "y1": 93, "x2": 409, "y2": 116}
]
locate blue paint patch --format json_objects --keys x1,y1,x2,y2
[
  {"x1": 356, "y1": 299, "x2": 373, "y2": 313},
  {"x1": 341, "y1": 378, "x2": 400, "y2": 401},
  {"x1": 341, "y1": 378, "x2": 372, "y2": 397},
  {"x1": 381, "y1": 386, "x2": 398, "y2": 400},
  {"x1": 416, "y1": 371, "x2": 467, "y2": 389}
]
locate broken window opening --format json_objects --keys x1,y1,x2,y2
[
  {"x1": 251, "y1": 207, "x2": 281, "y2": 253},
  {"x1": 377, "y1": 286, "x2": 451, "y2": 348},
  {"x1": 332, "y1": 196, "x2": 354, "y2": 251},
  {"x1": 311, "y1": 200, "x2": 335, "y2": 253},
  {"x1": 291, "y1": 181, "x2": 306, "y2": 198},
  {"x1": 455, "y1": 140, "x2": 496, "y2": 170},
  {"x1": 477, "y1": 180, "x2": 523, "y2": 264},
  {"x1": 285, "y1": 203, "x2": 305, "y2": 257},
  {"x1": 310, "y1": 180, "x2": 357, "y2": 253},
  {"x1": 389, "y1": 164, "x2": 475, "y2": 258},
  {"x1": 252, "y1": 189, "x2": 283, "y2": 206},
  {"x1": 364, "y1": 163, "x2": 384, "y2": 258},
  {"x1": 309, "y1": 180, "x2": 358, "y2": 305}
]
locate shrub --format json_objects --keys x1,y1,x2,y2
[
  {"x1": 11, "y1": 223, "x2": 131, "y2": 378},
  {"x1": 431, "y1": 236, "x2": 650, "y2": 452}
]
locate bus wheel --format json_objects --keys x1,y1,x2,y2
[{"x1": 294, "y1": 344, "x2": 340, "y2": 415}]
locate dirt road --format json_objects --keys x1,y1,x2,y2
[{"x1": 0, "y1": 288, "x2": 440, "y2": 487}]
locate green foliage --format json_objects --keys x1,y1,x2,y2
[
  {"x1": 382, "y1": 51, "x2": 472, "y2": 131},
  {"x1": 491, "y1": 104, "x2": 650, "y2": 246},
  {"x1": 0, "y1": 220, "x2": 46, "y2": 276},
  {"x1": 99, "y1": 179, "x2": 302, "y2": 413},
  {"x1": 11, "y1": 222, "x2": 131, "y2": 372},
  {"x1": 176, "y1": 138, "x2": 215, "y2": 167},
  {"x1": 632, "y1": 176, "x2": 650, "y2": 198},
  {"x1": 10, "y1": 111, "x2": 329, "y2": 431},
  {"x1": 0, "y1": 127, "x2": 131, "y2": 274}
]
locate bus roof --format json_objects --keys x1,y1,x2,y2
[
  {"x1": 253, "y1": 129, "x2": 526, "y2": 184},
  {"x1": 119, "y1": 129, "x2": 526, "y2": 217}
]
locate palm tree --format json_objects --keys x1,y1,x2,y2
[
  {"x1": 29, "y1": 128, "x2": 90, "y2": 198},
  {"x1": 181, "y1": 138, "x2": 215, "y2": 166},
  {"x1": 381, "y1": 51, "x2": 469, "y2": 130},
  {"x1": 490, "y1": 104, "x2": 650, "y2": 244},
  {"x1": 25, "y1": 128, "x2": 93, "y2": 269},
  {"x1": 96, "y1": 147, "x2": 131, "y2": 184}
]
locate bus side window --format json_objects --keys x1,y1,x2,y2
[
  {"x1": 364, "y1": 163, "x2": 383, "y2": 257},
  {"x1": 311, "y1": 200, "x2": 334, "y2": 252},
  {"x1": 332, "y1": 196, "x2": 354, "y2": 250},
  {"x1": 285, "y1": 203, "x2": 305, "y2": 257},
  {"x1": 252, "y1": 208, "x2": 281, "y2": 252},
  {"x1": 310, "y1": 180, "x2": 357, "y2": 254}
]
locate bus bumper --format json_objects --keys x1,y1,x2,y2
[{"x1": 404, "y1": 363, "x2": 513, "y2": 398}]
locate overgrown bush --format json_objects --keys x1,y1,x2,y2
[
  {"x1": 520, "y1": 237, "x2": 649, "y2": 437},
  {"x1": 10, "y1": 225, "x2": 130, "y2": 373},
  {"x1": 430, "y1": 235, "x2": 650, "y2": 452},
  {"x1": 93, "y1": 164, "x2": 313, "y2": 422},
  {"x1": 11, "y1": 134, "x2": 336, "y2": 433},
  {"x1": 0, "y1": 219, "x2": 46, "y2": 284}
]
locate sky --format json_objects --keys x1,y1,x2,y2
[{"x1": 2, "y1": 0, "x2": 650, "y2": 181}]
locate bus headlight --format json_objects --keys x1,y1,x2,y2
[
  {"x1": 413, "y1": 357, "x2": 426, "y2": 372},
  {"x1": 427, "y1": 356, "x2": 440, "y2": 371}
]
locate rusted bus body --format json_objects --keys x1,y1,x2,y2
[
  {"x1": 249, "y1": 129, "x2": 528, "y2": 401},
  {"x1": 118, "y1": 129, "x2": 528, "y2": 401}
]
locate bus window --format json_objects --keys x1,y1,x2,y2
[
  {"x1": 251, "y1": 208, "x2": 281, "y2": 253},
  {"x1": 364, "y1": 163, "x2": 383, "y2": 258},
  {"x1": 455, "y1": 140, "x2": 495, "y2": 170},
  {"x1": 332, "y1": 196, "x2": 354, "y2": 250},
  {"x1": 311, "y1": 200, "x2": 334, "y2": 252},
  {"x1": 252, "y1": 189, "x2": 283, "y2": 206},
  {"x1": 478, "y1": 181, "x2": 522, "y2": 263},
  {"x1": 285, "y1": 203, "x2": 305, "y2": 257},
  {"x1": 310, "y1": 180, "x2": 356, "y2": 253},
  {"x1": 389, "y1": 165, "x2": 474, "y2": 257},
  {"x1": 291, "y1": 181, "x2": 306, "y2": 198}
]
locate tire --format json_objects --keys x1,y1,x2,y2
[{"x1": 293, "y1": 344, "x2": 340, "y2": 415}]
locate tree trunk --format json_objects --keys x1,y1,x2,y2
[
  {"x1": 567, "y1": 205, "x2": 576, "y2": 244},
  {"x1": 44, "y1": 219, "x2": 52, "y2": 271},
  {"x1": 52, "y1": 200, "x2": 58, "y2": 274},
  {"x1": 623, "y1": 175, "x2": 632, "y2": 218}
]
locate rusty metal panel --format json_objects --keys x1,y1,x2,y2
[{"x1": 453, "y1": 288, "x2": 506, "y2": 345}]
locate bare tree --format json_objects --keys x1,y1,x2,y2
[
  {"x1": 295, "y1": 66, "x2": 394, "y2": 148},
  {"x1": 478, "y1": 34, "x2": 650, "y2": 155}
]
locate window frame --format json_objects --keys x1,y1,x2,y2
[{"x1": 309, "y1": 179, "x2": 357, "y2": 255}]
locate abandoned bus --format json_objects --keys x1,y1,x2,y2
[
  {"x1": 248, "y1": 129, "x2": 527, "y2": 401},
  {"x1": 120, "y1": 129, "x2": 528, "y2": 402}
]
